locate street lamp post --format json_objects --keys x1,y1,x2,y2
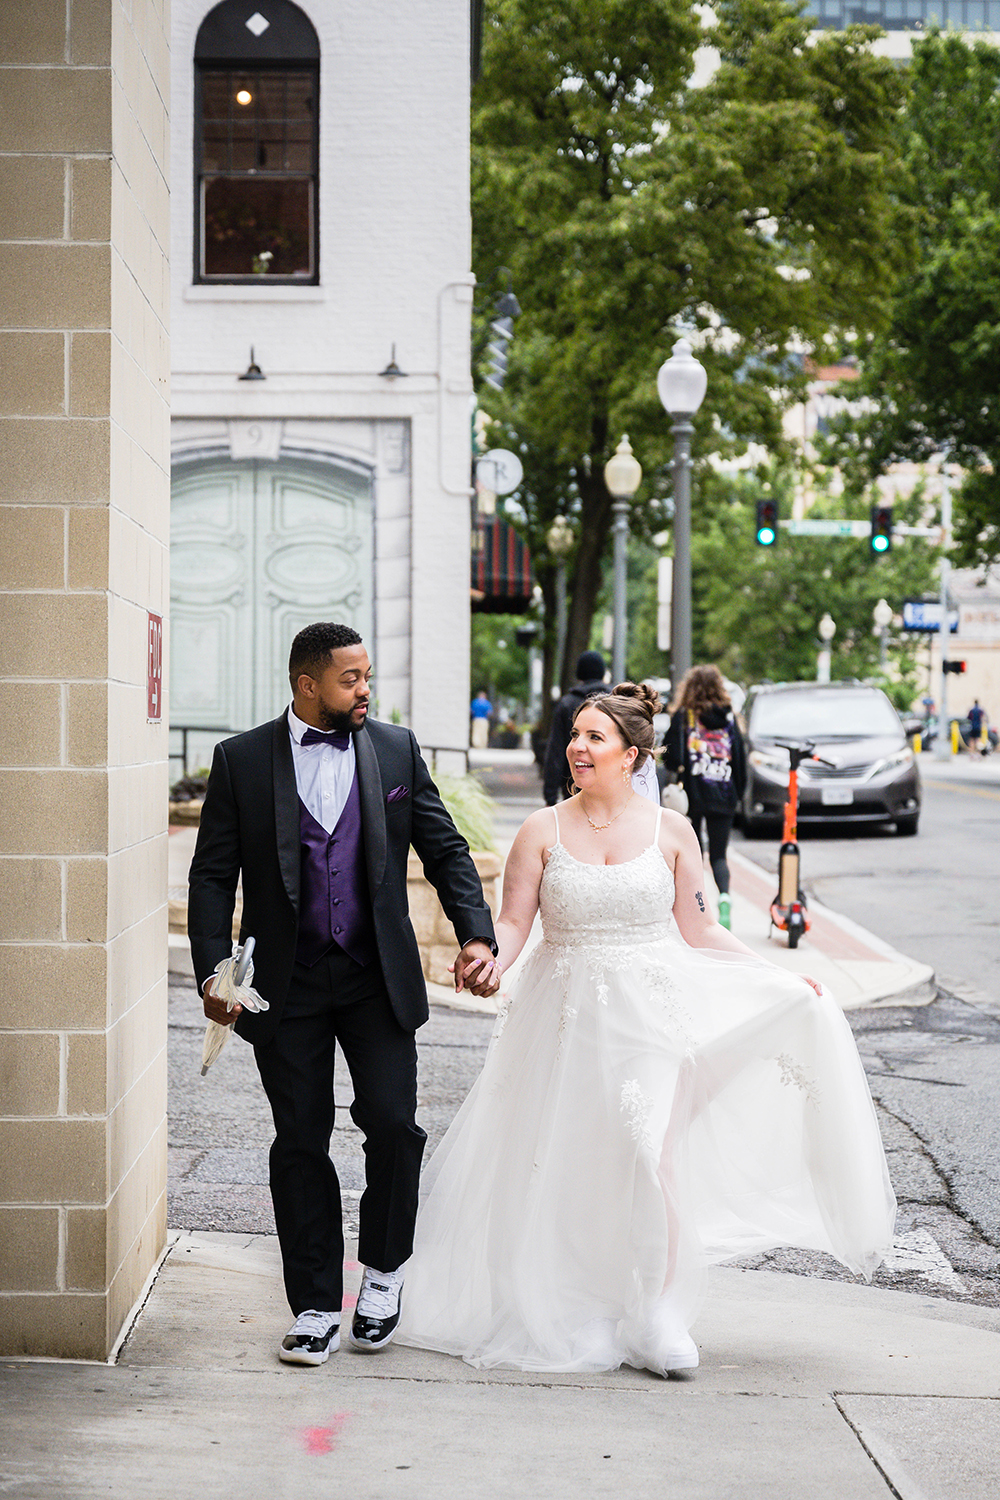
[
  {"x1": 603, "y1": 436, "x2": 643, "y2": 684},
  {"x1": 657, "y1": 337, "x2": 708, "y2": 684},
  {"x1": 546, "y1": 514, "x2": 574, "y2": 691},
  {"x1": 935, "y1": 456, "x2": 953, "y2": 762},
  {"x1": 873, "y1": 597, "x2": 893, "y2": 668},
  {"x1": 817, "y1": 612, "x2": 836, "y2": 683}
]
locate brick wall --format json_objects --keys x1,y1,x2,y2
[{"x1": 0, "y1": 0, "x2": 171, "y2": 1358}]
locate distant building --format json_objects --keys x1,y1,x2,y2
[
  {"x1": 803, "y1": 0, "x2": 1000, "y2": 53},
  {"x1": 170, "y1": 0, "x2": 477, "y2": 774}
]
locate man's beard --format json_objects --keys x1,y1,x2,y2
[{"x1": 317, "y1": 703, "x2": 366, "y2": 735}]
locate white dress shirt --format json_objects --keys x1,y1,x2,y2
[{"x1": 287, "y1": 705, "x2": 357, "y2": 834}]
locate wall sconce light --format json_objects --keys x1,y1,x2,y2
[
  {"x1": 378, "y1": 344, "x2": 408, "y2": 380},
  {"x1": 238, "y1": 346, "x2": 265, "y2": 381}
]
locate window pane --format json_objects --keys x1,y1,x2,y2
[
  {"x1": 203, "y1": 177, "x2": 313, "y2": 278},
  {"x1": 198, "y1": 66, "x2": 317, "y2": 282},
  {"x1": 201, "y1": 74, "x2": 231, "y2": 121}
]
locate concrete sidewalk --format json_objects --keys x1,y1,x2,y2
[{"x1": 3, "y1": 1229, "x2": 999, "y2": 1498}]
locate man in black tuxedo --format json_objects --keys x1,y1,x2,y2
[{"x1": 188, "y1": 622, "x2": 500, "y2": 1366}]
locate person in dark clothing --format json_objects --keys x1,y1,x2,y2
[
  {"x1": 543, "y1": 651, "x2": 608, "y2": 805},
  {"x1": 662, "y1": 665, "x2": 746, "y2": 930}
]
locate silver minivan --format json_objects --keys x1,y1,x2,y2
[{"x1": 741, "y1": 682, "x2": 922, "y2": 838}]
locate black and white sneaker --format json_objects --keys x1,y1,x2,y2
[
  {"x1": 279, "y1": 1309, "x2": 341, "y2": 1366},
  {"x1": 349, "y1": 1266, "x2": 404, "y2": 1351}
]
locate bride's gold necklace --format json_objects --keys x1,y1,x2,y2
[{"x1": 580, "y1": 791, "x2": 633, "y2": 832}]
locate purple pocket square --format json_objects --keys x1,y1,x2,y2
[{"x1": 386, "y1": 785, "x2": 410, "y2": 804}]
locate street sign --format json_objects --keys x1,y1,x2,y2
[
  {"x1": 901, "y1": 599, "x2": 958, "y2": 633},
  {"x1": 783, "y1": 519, "x2": 871, "y2": 537},
  {"x1": 147, "y1": 612, "x2": 163, "y2": 720},
  {"x1": 476, "y1": 449, "x2": 523, "y2": 496},
  {"x1": 656, "y1": 556, "x2": 672, "y2": 651}
]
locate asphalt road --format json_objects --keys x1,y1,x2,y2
[{"x1": 168, "y1": 763, "x2": 1000, "y2": 1310}]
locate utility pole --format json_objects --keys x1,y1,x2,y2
[{"x1": 935, "y1": 459, "x2": 953, "y2": 762}]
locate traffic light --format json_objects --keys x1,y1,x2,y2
[
  {"x1": 870, "y1": 504, "x2": 893, "y2": 554},
  {"x1": 755, "y1": 498, "x2": 778, "y2": 547},
  {"x1": 943, "y1": 659, "x2": 967, "y2": 674},
  {"x1": 484, "y1": 289, "x2": 521, "y2": 393}
]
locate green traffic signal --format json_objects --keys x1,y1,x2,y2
[
  {"x1": 870, "y1": 504, "x2": 893, "y2": 554},
  {"x1": 755, "y1": 499, "x2": 778, "y2": 547}
]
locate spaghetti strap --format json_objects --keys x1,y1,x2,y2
[
  {"x1": 551, "y1": 805, "x2": 561, "y2": 844},
  {"x1": 650, "y1": 805, "x2": 663, "y2": 849}
]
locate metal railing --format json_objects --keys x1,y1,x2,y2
[
  {"x1": 169, "y1": 726, "x2": 241, "y2": 780},
  {"x1": 170, "y1": 729, "x2": 471, "y2": 781}
]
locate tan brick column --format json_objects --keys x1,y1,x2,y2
[{"x1": 0, "y1": 1, "x2": 170, "y2": 1358}]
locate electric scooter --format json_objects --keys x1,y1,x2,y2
[{"x1": 768, "y1": 740, "x2": 833, "y2": 949}]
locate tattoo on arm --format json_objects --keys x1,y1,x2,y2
[{"x1": 695, "y1": 890, "x2": 706, "y2": 913}]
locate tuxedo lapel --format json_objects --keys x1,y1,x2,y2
[
  {"x1": 355, "y1": 727, "x2": 387, "y2": 895},
  {"x1": 272, "y1": 713, "x2": 300, "y2": 911}
]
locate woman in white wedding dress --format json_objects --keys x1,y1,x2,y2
[{"x1": 396, "y1": 684, "x2": 895, "y2": 1376}]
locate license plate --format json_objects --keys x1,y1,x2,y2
[{"x1": 821, "y1": 786, "x2": 853, "y2": 806}]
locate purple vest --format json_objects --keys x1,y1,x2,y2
[{"x1": 295, "y1": 770, "x2": 376, "y2": 968}]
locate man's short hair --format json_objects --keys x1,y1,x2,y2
[{"x1": 288, "y1": 622, "x2": 364, "y2": 691}]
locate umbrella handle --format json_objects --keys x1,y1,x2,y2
[{"x1": 233, "y1": 936, "x2": 255, "y2": 987}]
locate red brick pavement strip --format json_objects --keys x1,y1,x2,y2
[{"x1": 729, "y1": 852, "x2": 894, "y2": 965}]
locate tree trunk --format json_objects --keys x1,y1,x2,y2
[
  {"x1": 563, "y1": 464, "x2": 613, "y2": 686},
  {"x1": 535, "y1": 569, "x2": 558, "y2": 744}
]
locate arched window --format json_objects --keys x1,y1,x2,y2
[{"x1": 194, "y1": 0, "x2": 319, "y2": 283}]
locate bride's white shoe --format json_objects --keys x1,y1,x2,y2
[{"x1": 626, "y1": 1294, "x2": 699, "y2": 1378}]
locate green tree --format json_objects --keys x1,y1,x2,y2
[
  {"x1": 473, "y1": 0, "x2": 909, "y2": 727},
  {"x1": 470, "y1": 613, "x2": 532, "y2": 715},
  {"x1": 826, "y1": 29, "x2": 1000, "y2": 564}
]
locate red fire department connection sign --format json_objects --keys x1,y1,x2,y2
[{"x1": 147, "y1": 612, "x2": 163, "y2": 720}]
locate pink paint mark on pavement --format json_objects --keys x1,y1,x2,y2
[
  {"x1": 342, "y1": 1292, "x2": 357, "y2": 1311},
  {"x1": 301, "y1": 1413, "x2": 350, "y2": 1455},
  {"x1": 343, "y1": 1258, "x2": 361, "y2": 1271}
]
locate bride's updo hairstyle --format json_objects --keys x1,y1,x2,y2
[{"x1": 573, "y1": 681, "x2": 661, "y2": 769}]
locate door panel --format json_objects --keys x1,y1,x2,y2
[{"x1": 170, "y1": 455, "x2": 374, "y2": 742}]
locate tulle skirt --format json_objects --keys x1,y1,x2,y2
[{"x1": 396, "y1": 930, "x2": 896, "y2": 1372}]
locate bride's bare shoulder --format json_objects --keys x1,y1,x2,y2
[
  {"x1": 657, "y1": 808, "x2": 698, "y2": 855},
  {"x1": 515, "y1": 806, "x2": 560, "y2": 849}
]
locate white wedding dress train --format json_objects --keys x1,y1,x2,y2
[{"x1": 396, "y1": 808, "x2": 895, "y2": 1373}]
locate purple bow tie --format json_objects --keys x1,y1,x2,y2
[{"x1": 301, "y1": 727, "x2": 352, "y2": 750}]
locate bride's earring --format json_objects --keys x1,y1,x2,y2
[{"x1": 622, "y1": 763, "x2": 631, "y2": 785}]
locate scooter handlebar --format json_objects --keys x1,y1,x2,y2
[{"x1": 773, "y1": 739, "x2": 836, "y2": 770}]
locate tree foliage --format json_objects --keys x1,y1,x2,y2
[
  {"x1": 472, "y1": 0, "x2": 909, "y2": 723},
  {"x1": 825, "y1": 29, "x2": 1000, "y2": 565}
]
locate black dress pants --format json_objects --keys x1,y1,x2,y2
[{"x1": 253, "y1": 948, "x2": 426, "y2": 1316}]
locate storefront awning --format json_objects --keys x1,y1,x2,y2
[{"x1": 470, "y1": 516, "x2": 534, "y2": 614}]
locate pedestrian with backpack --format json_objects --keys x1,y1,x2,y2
[{"x1": 662, "y1": 665, "x2": 746, "y2": 930}]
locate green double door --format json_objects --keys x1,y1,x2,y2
[{"x1": 170, "y1": 456, "x2": 374, "y2": 748}]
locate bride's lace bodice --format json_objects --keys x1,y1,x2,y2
[{"x1": 539, "y1": 840, "x2": 676, "y2": 948}]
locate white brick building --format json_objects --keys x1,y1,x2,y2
[{"x1": 169, "y1": 0, "x2": 476, "y2": 774}]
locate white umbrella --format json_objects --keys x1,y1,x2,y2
[{"x1": 200, "y1": 937, "x2": 268, "y2": 1076}]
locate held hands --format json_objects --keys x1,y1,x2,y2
[{"x1": 449, "y1": 940, "x2": 502, "y2": 998}]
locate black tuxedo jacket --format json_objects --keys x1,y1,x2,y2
[{"x1": 187, "y1": 713, "x2": 497, "y2": 1043}]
